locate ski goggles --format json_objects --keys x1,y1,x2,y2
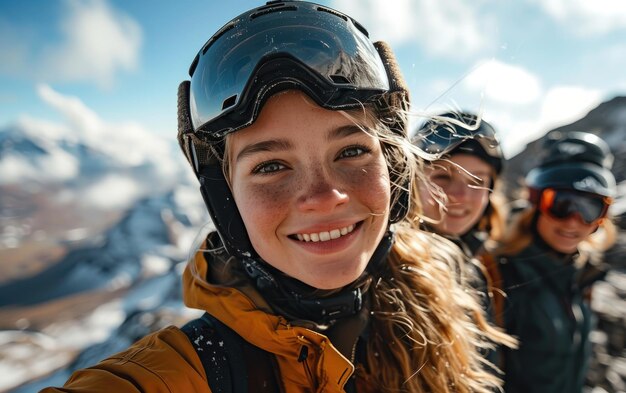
[
  {"x1": 539, "y1": 188, "x2": 612, "y2": 224},
  {"x1": 414, "y1": 114, "x2": 501, "y2": 159},
  {"x1": 414, "y1": 113, "x2": 503, "y2": 174},
  {"x1": 188, "y1": 1, "x2": 391, "y2": 141}
]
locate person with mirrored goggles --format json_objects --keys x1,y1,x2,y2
[
  {"x1": 413, "y1": 111, "x2": 515, "y2": 373},
  {"x1": 487, "y1": 131, "x2": 617, "y2": 393},
  {"x1": 413, "y1": 111, "x2": 505, "y2": 255},
  {"x1": 42, "y1": 2, "x2": 512, "y2": 393}
]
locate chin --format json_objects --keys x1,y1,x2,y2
[{"x1": 308, "y1": 268, "x2": 364, "y2": 290}]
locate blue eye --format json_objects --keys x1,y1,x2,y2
[
  {"x1": 253, "y1": 161, "x2": 286, "y2": 174},
  {"x1": 339, "y1": 145, "x2": 370, "y2": 159}
]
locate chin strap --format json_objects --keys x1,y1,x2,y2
[{"x1": 242, "y1": 232, "x2": 394, "y2": 325}]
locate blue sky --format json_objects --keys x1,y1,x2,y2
[{"x1": 2, "y1": 0, "x2": 626, "y2": 157}]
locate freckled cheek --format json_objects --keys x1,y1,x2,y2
[
  {"x1": 232, "y1": 181, "x2": 293, "y2": 236},
  {"x1": 343, "y1": 164, "x2": 390, "y2": 211},
  {"x1": 469, "y1": 189, "x2": 490, "y2": 207}
]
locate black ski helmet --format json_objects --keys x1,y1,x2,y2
[
  {"x1": 413, "y1": 111, "x2": 504, "y2": 174},
  {"x1": 177, "y1": 1, "x2": 410, "y2": 259},
  {"x1": 526, "y1": 131, "x2": 616, "y2": 198}
]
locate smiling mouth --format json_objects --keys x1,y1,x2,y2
[
  {"x1": 445, "y1": 208, "x2": 467, "y2": 218},
  {"x1": 556, "y1": 229, "x2": 580, "y2": 239},
  {"x1": 290, "y1": 222, "x2": 361, "y2": 243}
]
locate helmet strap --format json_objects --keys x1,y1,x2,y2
[{"x1": 242, "y1": 231, "x2": 394, "y2": 325}]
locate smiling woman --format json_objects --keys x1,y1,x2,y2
[
  {"x1": 490, "y1": 131, "x2": 617, "y2": 393},
  {"x1": 226, "y1": 91, "x2": 391, "y2": 290},
  {"x1": 41, "y1": 2, "x2": 513, "y2": 392}
]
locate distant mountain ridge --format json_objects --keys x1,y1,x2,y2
[{"x1": 504, "y1": 95, "x2": 626, "y2": 189}]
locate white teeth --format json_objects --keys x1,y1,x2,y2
[
  {"x1": 557, "y1": 231, "x2": 578, "y2": 238},
  {"x1": 295, "y1": 224, "x2": 356, "y2": 243}
]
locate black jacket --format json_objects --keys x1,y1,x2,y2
[{"x1": 498, "y1": 239, "x2": 607, "y2": 393}]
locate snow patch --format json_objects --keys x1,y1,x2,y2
[{"x1": 80, "y1": 175, "x2": 142, "y2": 210}]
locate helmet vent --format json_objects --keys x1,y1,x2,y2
[
  {"x1": 316, "y1": 6, "x2": 348, "y2": 22},
  {"x1": 251, "y1": 5, "x2": 297, "y2": 19},
  {"x1": 222, "y1": 95, "x2": 238, "y2": 110},
  {"x1": 330, "y1": 75, "x2": 351, "y2": 84},
  {"x1": 316, "y1": 7, "x2": 370, "y2": 37},
  {"x1": 202, "y1": 22, "x2": 235, "y2": 55}
]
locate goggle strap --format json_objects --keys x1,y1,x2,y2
[
  {"x1": 177, "y1": 80, "x2": 196, "y2": 172},
  {"x1": 373, "y1": 41, "x2": 409, "y2": 120}
]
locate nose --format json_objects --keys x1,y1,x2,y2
[
  {"x1": 445, "y1": 179, "x2": 469, "y2": 201},
  {"x1": 296, "y1": 166, "x2": 349, "y2": 213},
  {"x1": 565, "y1": 212, "x2": 592, "y2": 226}
]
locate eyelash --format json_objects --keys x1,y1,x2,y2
[
  {"x1": 250, "y1": 144, "x2": 372, "y2": 175},
  {"x1": 338, "y1": 144, "x2": 371, "y2": 159},
  {"x1": 251, "y1": 161, "x2": 286, "y2": 175}
]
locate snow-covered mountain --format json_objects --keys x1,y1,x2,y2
[
  {"x1": 0, "y1": 85, "x2": 200, "y2": 278},
  {"x1": 0, "y1": 85, "x2": 210, "y2": 392}
]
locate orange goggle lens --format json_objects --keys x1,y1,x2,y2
[{"x1": 539, "y1": 188, "x2": 612, "y2": 224}]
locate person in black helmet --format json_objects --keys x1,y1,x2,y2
[
  {"x1": 42, "y1": 2, "x2": 512, "y2": 393},
  {"x1": 413, "y1": 111, "x2": 506, "y2": 256},
  {"x1": 490, "y1": 131, "x2": 617, "y2": 393},
  {"x1": 413, "y1": 111, "x2": 516, "y2": 372}
]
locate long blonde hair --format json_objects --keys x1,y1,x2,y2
[
  {"x1": 348, "y1": 107, "x2": 514, "y2": 392},
  {"x1": 221, "y1": 95, "x2": 514, "y2": 392}
]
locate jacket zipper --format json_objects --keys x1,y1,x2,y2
[{"x1": 298, "y1": 344, "x2": 318, "y2": 390}]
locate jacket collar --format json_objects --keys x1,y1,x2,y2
[{"x1": 182, "y1": 235, "x2": 360, "y2": 391}]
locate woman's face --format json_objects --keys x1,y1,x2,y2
[
  {"x1": 228, "y1": 90, "x2": 391, "y2": 289},
  {"x1": 419, "y1": 154, "x2": 492, "y2": 236},
  {"x1": 536, "y1": 212, "x2": 598, "y2": 254}
]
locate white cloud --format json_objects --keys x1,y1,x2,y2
[
  {"x1": 0, "y1": 0, "x2": 141, "y2": 87},
  {"x1": 37, "y1": 84, "x2": 102, "y2": 137},
  {"x1": 463, "y1": 60, "x2": 542, "y2": 105},
  {"x1": 482, "y1": 86, "x2": 604, "y2": 158},
  {"x1": 490, "y1": 115, "x2": 544, "y2": 158},
  {"x1": 332, "y1": 0, "x2": 493, "y2": 58},
  {"x1": 332, "y1": 0, "x2": 414, "y2": 44},
  {"x1": 41, "y1": 0, "x2": 142, "y2": 87},
  {"x1": 536, "y1": 0, "x2": 626, "y2": 34},
  {"x1": 538, "y1": 86, "x2": 603, "y2": 130}
]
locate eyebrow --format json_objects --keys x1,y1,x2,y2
[
  {"x1": 235, "y1": 139, "x2": 293, "y2": 162},
  {"x1": 326, "y1": 125, "x2": 365, "y2": 141},
  {"x1": 235, "y1": 125, "x2": 366, "y2": 162}
]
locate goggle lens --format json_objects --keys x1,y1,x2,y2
[
  {"x1": 414, "y1": 114, "x2": 502, "y2": 159},
  {"x1": 189, "y1": 3, "x2": 390, "y2": 139},
  {"x1": 540, "y1": 188, "x2": 611, "y2": 224}
]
